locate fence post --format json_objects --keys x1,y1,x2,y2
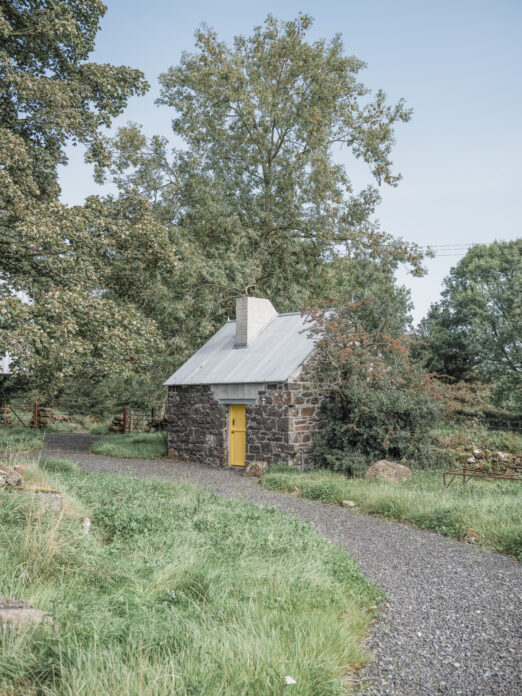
[
  {"x1": 33, "y1": 402, "x2": 39, "y2": 429},
  {"x1": 151, "y1": 407, "x2": 156, "y2": 422},
  {"x1": 123, "y1": 404, "x2": 128, "y2": 434}
]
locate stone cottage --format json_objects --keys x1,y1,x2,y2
[{"x1": 165, "y1": 297, "x2": 324, "y2": 469}]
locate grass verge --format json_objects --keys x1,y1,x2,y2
[
  {"x1": 0, "y1": 462, "x2": 381, "y2": 695},
  {"x1": 90, "y1": 431, "x2": 167, "y2": 459},
  {"x1": 0, "y1": 426, "x2": 45, "y2": 454},
  {"x1": 262, "y1": 467, "x2": 522, "y2": 560}
]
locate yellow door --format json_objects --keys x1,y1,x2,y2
[{"x1": 229, "y1": 404, "x2": 246, "y2": 467}]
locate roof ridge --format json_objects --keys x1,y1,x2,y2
[{"x1": 227, "y1": 311, "x2": 302, "y2": 322}]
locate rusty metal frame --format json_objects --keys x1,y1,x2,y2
[
  {"x1": 3, "y1": 403, "x2": 27, "y2": 428},
  {"x1": 443, "y1": 466, "x2": 522, "y2": 487}
]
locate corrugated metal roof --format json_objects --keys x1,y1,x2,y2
[{"x1": 164, "y1": 312, "x2": 316, "y2": 386}]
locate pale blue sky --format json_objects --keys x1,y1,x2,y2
[{"x1": 58, "y1": 0, "x2": 522, "y2": 323}]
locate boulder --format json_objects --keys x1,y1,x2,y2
[
  {"x1": 496, "y1": 451, "x2": 511, "y2": 463},
  {"x1": 341, "y1": 500, "x2": 357, "y2": 507},
  {"x1": 0, "y1": 463, "x2": 23, "y2": 487},
  {"x1": 472, "y1": 449, "x2": 483, "y2": 460},
  {"x1": 244, "y1": 461, "x2": 268, "y2": 477},
  {"x1": 0, "y1": 595, "x2": 51, "y2": 630},
  {"x1": 364, "y1": 460, "x2": 411, "y2": 483}
]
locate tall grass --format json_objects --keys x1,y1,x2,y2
[
  {"x1": 0, "y1": 427, "x2": 44, "y2": 453},
  {"x1": 90, "y1": 431, "x2": 167, "y2": 459},
  {"x1": 262, "y1": 468, "x2": 522, "y2": 559},
  {"x1": 0, "y1": 464, "x2": 381, "y2": 695}
]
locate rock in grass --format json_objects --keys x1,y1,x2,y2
[
  {"x1": 0, "y1": 595, "x2": 51, "y2": 630},
  {"x1": 244, "y1": 461, "x2": 268, "y2": 477},
  {"x1": 364, "y1": 460, "x2": 411, "y2": 483},
  {"x1": 341, "y1": 500, "x2": 357, "y2": 507},
  {"x1": 460, "y1": 528, "x2": 481, "y2": 544},
  {"x1": 0, "y1": 463, "x2": 23, "y2": 487}
]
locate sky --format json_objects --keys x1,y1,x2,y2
[{"x1": 58, "y1": 0, "x2": 522, "y2": 324}]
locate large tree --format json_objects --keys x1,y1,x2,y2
[
  {"x1": 99, "y1": 15, "x2": 423, "y2": 361},
  {"x1": 0, "y1": 1, "x2": 171, "y2": 400},
  {"x1": 418, "y1": 240, "x2": 522, "y2": 408}
]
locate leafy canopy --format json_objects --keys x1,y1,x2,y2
[
  {"x1": 0, "y1": 1, "x2": 169, "y2": 399},
  {"x1": 418, "y1": 240, "x2": 521, "y2": 408},
  {"x1": 99, "y1": 15, "x2": 422, "y2": 342}
]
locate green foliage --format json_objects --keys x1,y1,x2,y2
[
  {"x1": 262, "y1": 467, "x2": 522, "y2": 559},
  {"x1": 90, "y1": 431, "x2": 167, "y2": 459},
  {"x1": 98, "y1": 14, "x2": 423, "y2": 375},
  {"x1": 2, "y1": 9, "x2": 422, "y2": 411},
  {"x1": 307, "y1": 300, "x2": 442, "y2": 474},
  {"x1": 315, "y1": 380, "x2": 442, "y2": 474},
  {"x1": 0, "y1": 468, "x2": 381, "y2": 695},
  {"x1": 418, "y1": 240, "x2": 522, "y2": 410},
  {"x1": 0, "y1": 1, "x2": 171, "y2": 401}
]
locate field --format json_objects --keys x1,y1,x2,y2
[
  {"x1": 0, "y1": 457, "x2": 381, "y2": 695},
  {"x1": 262, "y1": 467, "x2": 522, "y2": 559}
]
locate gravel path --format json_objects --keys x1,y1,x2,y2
[{"x1": 44, "y1": 434, "x2": 521, "y2": 696}]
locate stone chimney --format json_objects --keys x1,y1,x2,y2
[{"x1": 235, "y1": 296, "x2": 277, "y2": 346}]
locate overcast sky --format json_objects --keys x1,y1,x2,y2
[{"x1": 58, "y1": 0, "x2": 522, "y2": 323}]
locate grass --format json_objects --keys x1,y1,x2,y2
[
  {"x1": 262, "y1": 466, "x2": 522, "y2": 560},
  {"x1": 89, "y1": 422, "x2": 110, "y2": 435},
  {"x1": 90, "y1": 431, "x2": 167, "y2": 459},
  {"x1": 0, "y1": 459, "x2": 381, "y2": 696},
  {"x1": 0, "y1": 426, "x2": 45, "y2": 454}
]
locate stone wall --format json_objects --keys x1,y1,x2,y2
[
  {"x1": 288, "y1": 363, "x2": 327, "y2": 468},
  {"x1": 245, "y1": 376, "x2": 325, "y2": 468},
  {"x1": 167, "y1": 385, "x2": 227, "y2": 466},
  {"x1": 167, "y1": 361, "x2": 326, "y2": 468}
]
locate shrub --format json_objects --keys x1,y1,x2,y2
[
  {"x1": 305, "y1": 300, "x2": 443, "y2": 475},
  {"x1": 314, "y1": 378, "x2": 441, "y2": 474}
]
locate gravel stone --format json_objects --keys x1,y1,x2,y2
[{"x1": 43, "y1": 434, "x2": 522, "y2": 695}]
